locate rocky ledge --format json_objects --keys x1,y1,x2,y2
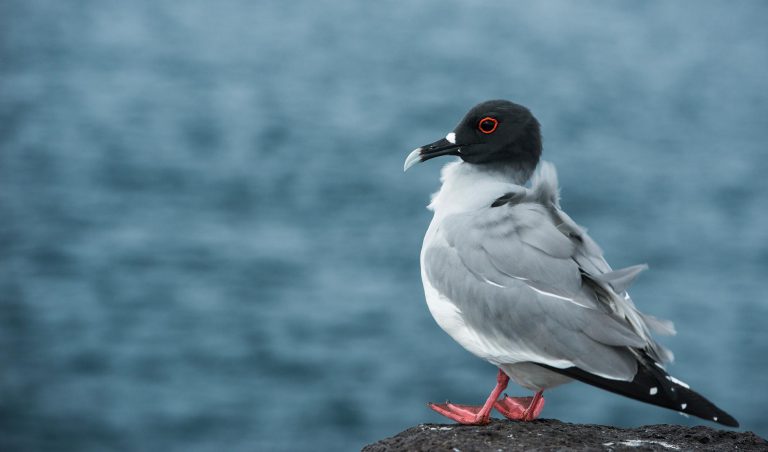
[{"x1": 362, "y1": 419, "x2": 766, "y2": 451}]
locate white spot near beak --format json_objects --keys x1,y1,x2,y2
[
  {"x1": 649, "y1": 387, "x2": 658, "y2": 395},
  {"x1": 445, "y1": 132, "x2": 456, "y2": 144}
]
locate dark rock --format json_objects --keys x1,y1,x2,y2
[{"x1": 362, "y1": 419, "x2": 767, "y2": 451}]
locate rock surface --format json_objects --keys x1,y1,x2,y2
[{"x1": 362, "y1": 419, "x2": 767, "y2": 451}]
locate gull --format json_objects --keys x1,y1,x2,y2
[{"x1": 403, "y1": 100, "x2": 738, "y2": 427}]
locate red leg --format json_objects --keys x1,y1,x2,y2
[
  {"x1": 429, "y1": 369, "x2": 510, "y2": 425},
  {"x1": 494, "y1": 390, "x2": 545, "y2": 421}
]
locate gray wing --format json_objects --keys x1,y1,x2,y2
[
  {"x1": 531, "y1": 163, "x2": 676, "y2": 360},
  {"x1": 424, "y1": 162, "x2": 673, "y2": 380}
]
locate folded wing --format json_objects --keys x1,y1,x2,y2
[
  {"x1": 423, "y1": 162, "x2": 738, "y2": 426},
  {"x1": 423, "y1": 162, "x2": 674, "y2": 379}
]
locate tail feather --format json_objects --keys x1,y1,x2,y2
[{"x1": 538, "y1": 361, "x2": 738, "y2": 427}]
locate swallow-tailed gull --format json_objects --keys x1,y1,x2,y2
[{"x1": 403, "y1": 99, "x2": 738, "y2": 427}]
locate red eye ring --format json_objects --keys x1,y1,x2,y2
[{"x1": 478, "y1": 116, "x2": 498, "y2": 134}]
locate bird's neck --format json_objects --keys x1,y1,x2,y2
[
  {"x1": 428, "y1": 160, "x2": 533, "y2": 218},
  {"x1": 476, "y1": 160, "x2": 537, "y2": 185}
]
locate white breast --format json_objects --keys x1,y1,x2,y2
[{"x1": 419, "y1": 162, "x2": 520, "y2": 364}]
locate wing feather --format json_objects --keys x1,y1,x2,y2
[{"x1": 424, "y1": 162, "x2": 675, "y2": 380}]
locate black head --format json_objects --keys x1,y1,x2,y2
[{"x1": 404, "y1": 100, "x2": 542, "y2": 173}]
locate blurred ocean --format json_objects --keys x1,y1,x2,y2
[{"x1": 1, "y1": 1, "x2": 767, "y2": 450}]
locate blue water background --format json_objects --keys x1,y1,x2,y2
[{"x1": 1, "y1": 1, "x2": 767, "y2": 450}]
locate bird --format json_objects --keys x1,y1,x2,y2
[{"x1": 403, "y1": 99, "x2": 738, "y2": 427}]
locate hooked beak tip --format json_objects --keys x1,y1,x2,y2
[
  {"x1": 404, "y1": 135, "x2": 463, "y2": 172},
  {"x1": 403, "y1": 147, "x2": 422, "y2": 172}
]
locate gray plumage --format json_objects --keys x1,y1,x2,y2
[
  {"x1": 422, "y1": 161, "x2": 673, "y2": 389},
  {"x1": 406, "y1": 99, "x2": 738, "y2": 427}
]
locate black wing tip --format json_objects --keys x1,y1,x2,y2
[
  {"x1": 538, "y1": 363, "x2": 740, "y2": 428},
  {"x1": 697, "y1": 399, "x2": 739, "y2": 427},
  {"x1": 718, "y1": 413, "x2": 739, "y2": 428}
]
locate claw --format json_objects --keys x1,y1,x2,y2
[
  {"x1": 427, "y1": 368, "x2": 512, "y2": 425},
  {"x1": 429, "y1": 402, "x2": 491, "y2": 425}
]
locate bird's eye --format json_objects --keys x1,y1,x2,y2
[{"x1": 478, "y1": 117, "x2": 498, "y2": 134}]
